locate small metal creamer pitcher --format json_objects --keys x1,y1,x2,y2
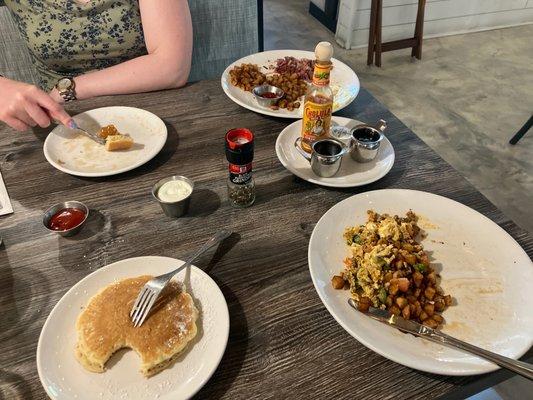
[
  {"x1": 349, "y1": 119, "x2": 387, "y2": 163},
  {"x1": 295, "y1": 137, "x2": 348, "y2": 178}
]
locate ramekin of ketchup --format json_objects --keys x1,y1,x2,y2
[{"x1": 43, "y1": 201, "x2": 89, "y2": 237}]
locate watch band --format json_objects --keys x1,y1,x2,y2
[
  {"x1": 56, "y1": 77, "x2": 77, "y2": 102},
  {"x1": 60, "y1": 90, "x2": 77, "y2": 102}
]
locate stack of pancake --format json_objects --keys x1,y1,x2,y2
[{"x1": 75, "y1": 275, "x2": 198, "y2": 377}]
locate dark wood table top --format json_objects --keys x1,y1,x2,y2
[{"x1": 0, "y1": 80, "x2": 531, "y2": 400}]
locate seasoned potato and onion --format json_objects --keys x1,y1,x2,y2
[
  {"x1": 228, "y1": 58, "x2": 312, "y2": 111},
  {"x1": 332, "y1": 210, "x2": 452, "y2": 329}
]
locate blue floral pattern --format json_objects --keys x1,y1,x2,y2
[{"x1": 5, "y1": 0, "x2": 147, "y2": 90}]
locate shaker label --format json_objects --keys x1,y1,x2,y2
[
  {"x1": 301, "y1": 101, "x2": 332, "y2": 144},
  {"x1": 229, "y1": 163, "x2": 252, "y2": 185}
]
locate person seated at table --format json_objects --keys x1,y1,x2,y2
[{"x1": 0, "y1": 0, "x2": 193, "y2": 131}]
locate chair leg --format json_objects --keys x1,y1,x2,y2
[
  {"x1": 411, "y1": 0, "x2": 426, "y2": 59},
  {"x1": 509, "y1": 115, "x2": 533, "y2": 145},
  {"x1": 367, "y1": 0, "x2": 378, "y2": 66},
  {"x1": 375, "y1": 0, "x2": 383, "y2": 67}
]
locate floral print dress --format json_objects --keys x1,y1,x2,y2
[{"x1": 5, "y1": 0, "x2": 147, "y2": 90}]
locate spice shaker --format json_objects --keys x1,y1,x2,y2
[{"x1": 225, "y1": 128, "x2": 255, "y2": 207}]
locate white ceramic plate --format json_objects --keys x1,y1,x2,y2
[
  {"x1": 44, "y1": 106, "x2": 167, "y2": 177},
  {"x1": 309, "y1": 189, "x2": 533, "y2": 375},
  {"x1": 221, "y1": 49, "x2": 360, "y2": 118},
  {"x1": 37, "y1": 256, "x2": 229, "y2": 400},
  {"x1": 275, "y1": 116, "x2": 395, "y2": 187}
]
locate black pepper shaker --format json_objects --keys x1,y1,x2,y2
[{"x1": 225, "y1": 128, "x2": 255, "y2": 207}]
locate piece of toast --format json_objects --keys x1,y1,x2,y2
[{"x1": 105, "y1": 134, "x2": 134, "y2": 151}]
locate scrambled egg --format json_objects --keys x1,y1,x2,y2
[
  {"x1": 352, "y1": 244, "x2": 394, "y2": 300},
  {"x1": 343, "y1": 211, "x2": 420, "y2": 307},
  {"x1": 377, "y1": 217, "x2": 402, "y2": 241}
]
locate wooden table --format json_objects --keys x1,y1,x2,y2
[{"x1": 0, "y1": 80, "x2": 531, "y2": 399}]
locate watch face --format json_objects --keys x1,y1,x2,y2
[{"x1": 57, "y1": 78, "x2": 72, "y2": 91}]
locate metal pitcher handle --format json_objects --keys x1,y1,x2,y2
[
  {"x1": 294, "y1": 138, "x2": 312, "y2": 162},
  {"x1": 376, "y1": 119, "x2": 387, "y2": 132}
]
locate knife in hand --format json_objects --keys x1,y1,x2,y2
[{"x1": 66, "y1": 119, "x2": 105, "y2": 145}]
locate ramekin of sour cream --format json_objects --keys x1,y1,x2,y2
[{"x1": 152, "y1": 176, "x2": 194, "y2": 218}]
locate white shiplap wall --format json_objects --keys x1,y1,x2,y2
[{"x1": 335, "y1": 0, "x2": 533, "y2": 49}]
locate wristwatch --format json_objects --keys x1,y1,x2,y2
[{"x1": 55, "y1": 77, "x2": 77, "y2": 102}]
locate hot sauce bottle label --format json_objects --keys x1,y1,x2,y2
[
  {"x1": 302, "y1": 101, "x2": 332, "y2": 144},
  {"x1": 312, "y1": 63, "x2": 331, "y2": 86},
  {"x1": 229, "y1": 163, "x2": 253, "y2": 185}
]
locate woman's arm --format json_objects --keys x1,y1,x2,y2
[{"x1": 53, "y1": 0, "x2": 193, "y2": 101}]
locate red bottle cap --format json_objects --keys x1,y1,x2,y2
[{"x1": 225, "y1": 128, "x2": 254, "y2": 165}]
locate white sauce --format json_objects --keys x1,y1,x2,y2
[{"x1": 157, "y1": 180, "x2": 192, "y2": 202}]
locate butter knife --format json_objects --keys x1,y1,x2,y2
[
  {"x1": 347, "y1": 298, "x2": 533, "y2": 380},
  {"x1": 67, "y1": 120, "x2": 105, "y2": 145}
]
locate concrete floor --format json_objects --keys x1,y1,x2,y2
[{"x1": 264, "y1": 0, "x2": 533, "y2": 235}]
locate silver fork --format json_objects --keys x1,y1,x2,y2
[{"x1": 130, "y1": 229, "x2": 232, "y2": 327}]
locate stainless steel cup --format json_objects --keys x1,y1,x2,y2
[
  {"x1": 152, "y1": 176, "x2": 194, "y2": 218},
  {"x1": 42, "y1": 200, "x2": 89, "y2": 237},
  {"x1": 349, "y1": 119, "x2": 387, "y2": 163},
  {"x1": 295, "y1": 137, "x2": 348, "y2": 178},
  {"x1": 252, "y1": 84, "x2": 284, "y2": 108}
]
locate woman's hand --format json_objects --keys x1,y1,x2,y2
[{"x1": 0, "y1": 77, "x2": 72, "y2": 132}]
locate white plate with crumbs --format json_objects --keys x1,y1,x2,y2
[
  {"x1": 44, "y1": 106, "x2": 167, "y2": 177},
  {"x1": 37, "y1": 256, "x2": 229, "y2": 400},
  {"x1": 275, "y1": 116, "x2": 394, "y2": 188},
  {"x1": 221, "y1": 49, "x2": 359, "y2": 118},
  {"x1": 308, "y1": 189, "x2": 533, "y2": 375}
]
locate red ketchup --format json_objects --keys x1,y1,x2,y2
[
  {"x1": 260, "y1": 92, "x2": 278, "y2": 99},
  {"x1": 48, "y1": 208, "x2": 86, "y2": 231}
]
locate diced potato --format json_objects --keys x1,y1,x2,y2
[
  {"x1": 389, "y1": 305, "x2": 401, "y2": 316},
  {"x1": 434, "y1": 299, "x2": 445, "y2": 312},
  {"x1": 389, "y1": 283, "x2": 399, "y2": 296},
  {"x1": 396, "y1": 297, "x2": 408, "y2": 309},
  {"x1": 424, "y1": 286, "x2": 436, "y2": 300},
  {"x1": 424, "y1": 318, "x2": 438, "y2": 329},
  {"x1": 433, "y1": 314, "x2": 444, "y2": 324},
  {"x1": 401, "y1": 243, "x2": 414, "y2": 252},
  {"x1": 415, "y1": 303, "x2": 422, "y2": 317},
  {"x1": 427, "y1": 271, "x2": 437, "y2": 285},
  {"x1": 331, "y1": 275, "x2": 345, "y2": 290},
  {"x1": 423, "y1": 303, "x2": 435, "y2": 317},
  {"x1": 402, "y1": 305, "x2": 411, "y2": 320},
  {"x1": 403, "y1": 253, "x2": 417, "y2": 265},
  {"x1": 358, "y1": 296, "x2": 372, "y2": 313},
  {"x1": 413, "y1": 271, "x2": 424, "y2": 287}
]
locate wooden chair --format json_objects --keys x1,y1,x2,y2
[{"x1": 367, "y1": 0, "x2": 426, "y2": 67}]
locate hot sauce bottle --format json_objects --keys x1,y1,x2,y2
[{"x1": 300, "y1": 41, "x2": 334, "y2": 153}]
